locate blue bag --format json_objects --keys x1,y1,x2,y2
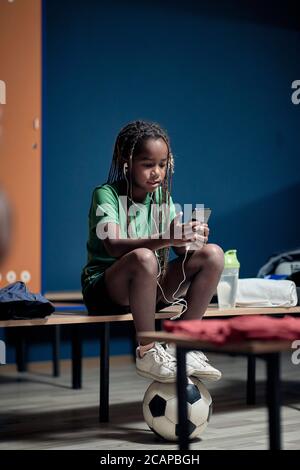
[{"x1": 0, "y1": 281, "x2": 55, "y2": 320}]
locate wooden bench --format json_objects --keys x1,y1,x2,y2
[
  {"x1": 1, "y1": 303, "x2": 300, "y2": 425},
  {"x1": 138, "y1": 330, "x2": 300, "y2": 451},
  {"x1": 0, "y1": 303, "x2": 182, "y2": 421}
]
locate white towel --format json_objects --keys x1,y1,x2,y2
[{"x1": 236, "y1": 278, "x2": 298, "y2": 307}]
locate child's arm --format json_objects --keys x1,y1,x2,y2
[
  {"x1": 102, "y1": 222, "x2": 171, "y2": 258},
  {"x1": 103, "y1": 214, "x2": 201, "y2": 258}
]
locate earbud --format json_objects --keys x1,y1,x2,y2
[{"x1": 123, "y1": 163, "x2": 128, "y2": 175}]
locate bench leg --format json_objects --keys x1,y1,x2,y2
[
  {"x1": 15, "y1": 328, "x2": 27, "y2": 373},
  {"x1": 71, "y1": 325, "x2": 82, "y2": 389},
  {"x1": 99, "y1": 323, "x2": 110, "y2": 423},
  {"x1": 247, "y1": 355, "x2": 256, "y2": 405},
  {"x1": 266, "y1": 353, "x2": 281, "y2": 450},
  {"x1": 176, "y1": 346, "x2": 189, "y2": 450},
  {"x1": 52, "y1": 325, "x2": 60, "y2": 377},
  {"x1": 130, "y1": 323, "x2": 137, "y2": 363}
]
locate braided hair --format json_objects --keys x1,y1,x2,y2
[{"x1": 107, "y1": 120, "x2": 175, "y2": 282}]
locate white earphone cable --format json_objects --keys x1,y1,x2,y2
[
  {"x1": 149, "y1": 192, "x2": 188, "y2": 318},
  {"x1": 123, "y1": 164, "x2": 189, "y2": 319}
]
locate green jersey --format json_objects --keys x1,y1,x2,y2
[{"x1": 81, "y1": 180, "x2": 176, "y2": 294}]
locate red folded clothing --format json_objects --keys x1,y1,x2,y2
[{"x1": 163, "y1": 316, "x2": 300, "y2": 345}]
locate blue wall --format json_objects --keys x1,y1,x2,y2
[
  {"x1": 44, "y1": 0, "x2": 300, "y2": 291},
  {"x1": 7, "y1": 0, "x2": 295, "y2": 363}
]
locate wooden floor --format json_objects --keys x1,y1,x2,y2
[{"x1": 0, "y1": 352, "x2": 299, "y2": 450}]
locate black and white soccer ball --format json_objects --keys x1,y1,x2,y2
[{"x1": 142, "y1": 377, "x2": 212, "y2": 441}]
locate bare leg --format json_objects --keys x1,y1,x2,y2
[
  {"x1": 104, "y1": 248, "x2": 158, "y2": 344},
  {"x1": 157, "y1": 244, "x2": 224, "y2": 320}
]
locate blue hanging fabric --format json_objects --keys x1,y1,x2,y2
[{"x1": 0, "y1": 281, "x2": 55, "y2": 320}]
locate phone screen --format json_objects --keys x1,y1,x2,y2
[{"x1": 192, "y1": 208, "x2": 211, "y2": 224}]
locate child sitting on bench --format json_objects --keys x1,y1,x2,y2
[{"x1": 81, "y1": 120, "x2": 224, "y2": 383}]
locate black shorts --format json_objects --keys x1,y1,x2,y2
[{"x1": 82, "y1": 271, "x2": 170, "y2": 316}]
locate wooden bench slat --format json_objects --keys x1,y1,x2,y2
[
  {"x1": 0, "y1": 305, "x2": 299, "y2": 328},
  {"x1": 204, "y1": 305, "x2": 300, "y2": 316},
  {"x1": 45, "y1": 291, "x2": 83, "y2": 302},
  {"x1": 0, "y1": 308, "x2": 180, "y2": 328}
]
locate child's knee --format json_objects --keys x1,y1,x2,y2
[
  {"x1": 188, "y1": 244, "x2": 224, "y2": 274},
  {"x1": 130, "y1": 248, "x2": 158, "y2": 276},
  {"x1": 201, "y1": 244, "x2": 224, "y2": 270}
]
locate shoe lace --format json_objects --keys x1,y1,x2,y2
[
  {"x1": 193, "y1": 350, "x2": 209, "y2": 362},
  {"x1": 153, "y1": 343, "x2": 177, "y2": 367},
  {"x1": 185, "y1": 350, "x2": 210, "y2": 369},
  {"x1": 166, "y1": 343, "x2": 209, "y2": 363}
]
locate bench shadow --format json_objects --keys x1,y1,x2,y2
[
  {"x1": 0, "y1": 372, "x2": 73, "y2": 390},
  {"x1": 0, "y1": 401, "x2": 202, "y2": 448}
]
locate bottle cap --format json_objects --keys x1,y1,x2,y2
[{"x1": 224, "y1": 249, "x2": 240, "y2": 268}]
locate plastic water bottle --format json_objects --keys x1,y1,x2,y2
[{"x1": 217, "y1": 249, "x2": 240, "y2": 309}]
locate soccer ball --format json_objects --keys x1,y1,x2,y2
[{"x1": 142, "y1": 377, "x2": 212, "y2": 441}]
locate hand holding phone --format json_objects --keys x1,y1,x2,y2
[
  {"x1": 186, "y1": 207, "x2": 211, "y2": 250},
  {"x1": 169, "y1": 208, "x2": 211, "y2": 250}
]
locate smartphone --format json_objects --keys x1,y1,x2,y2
[{"x1": 192, "y1": 207, "x2": 211, "y2": 224}]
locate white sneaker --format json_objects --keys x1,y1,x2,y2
[
  {"x1": 165, "y1": 343, "x2": 222, "y2": 382},
  {"x1": 136, "y1": 342, "x2": 194, "y2": 383}
]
